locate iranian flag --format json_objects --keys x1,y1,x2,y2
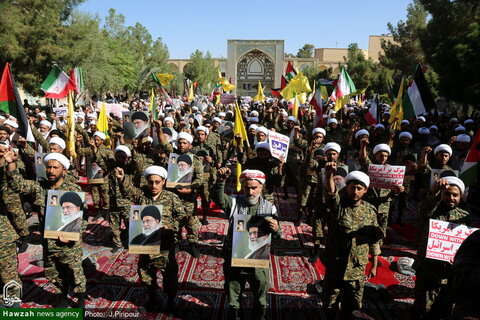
[
  {"x1": 310, "y1": 82, "x2": 324, "y2": 127},
  {"x1": 69, "y1": 67, "x2": 84, "y2": 94},
  {"x1": 0, "y1": 63, "x2": 34, "y2": 142},
  {"x1": 335, "y1": 66, "x2": 356, "y2": 99},
  {"x1": 402, "y1": 64, "x2": 436, "y2": 118},
  {"x1": 41, "y1": 66, "x2": 75, "y2": 99},
  {"x1": 459, "y1": 129, "x2": 480, "y2": 187},
  {"x1": 365, "y1": 100, "x2": 377, "y2": 125},
  {"x1": 285, "y1": 61, "x2": 297, "y2": 81}
]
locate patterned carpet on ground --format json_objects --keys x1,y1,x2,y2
[{"x1": 16, "y1": 185, "x2": 419, "y2": 319}]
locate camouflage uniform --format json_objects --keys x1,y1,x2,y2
[
  {"x1": 0, "y1": 160, "x2": 29, "y2": 238},
  {"x1": 212, "y1": 181, "x2": 281, "y2": 320},
  {"x1": 413, "y1": 193, "x2": 470, "y2": 317},
  {"x1": 0, "y1": 197, "x2": 21, "y2": 302},
  {"x1": 119, "y1": 181, "x2": 187, "y2": 295},
  {"x1": 321, "y1": 188, "x2": 382, "y2": 318},
  {"x1": 7, "y1": 168, "x2": 87, "y2": 294},
  {"x1": 77, "y1": 144, "x2": 114, "y2": 211},
  {"x1": 169, "y1": 152, "x2": 204, "y2": 244},
  {"x1": 132, "y1": 142, "x2": 172, "y2": 187},
  {"x1": 205, "y1": 131, "x2": 223, "y2": 165},
  {"x1": 191, "y1": 141, "x2": 218, "y2": 217}
]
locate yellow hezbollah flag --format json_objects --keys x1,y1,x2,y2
[
  {"x1": 253, "y1": 80, "x2": 265, "y2": 102},
  {"x1": 292, "y1": 94, "x2": 300, "y2": 118},
  {"x1": 219, "y1": 78, "x2": 235, "y2": 92},
  {"x1": 389, "y1": 78, "x2": 405, "y2": 131},
  {"x1": 155, "y1": 73, "x2": 174, "y2": 87},
  {"x1": 234, "y1": 102, "x2": 250, "y2": 191},
  {"x1": 320, "y1": 85, "x2": 329, "y2": 102},
  {"x1": 334, "y1": 95, "x2": 349, "y2": 112},
  {"x1": 188, "y1": 82, "x2": 194, "y2": 101},
  {"x1": 97, "y1": 102, "x2": 111, "y2": 148},
  {"x1": 280, "y1": 72, "x2": 312, "y2": 101},
  {"x1": 66, "y1": 91, "x2": 77, "y2": 158}
]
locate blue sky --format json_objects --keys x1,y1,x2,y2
[{"x1": 78, "y1": 0, "x2": 413, "y2": 59}]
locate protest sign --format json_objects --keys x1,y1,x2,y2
[
  {"x1": 268, "y1": 131, "x2": 289, "y2": 162},
  {"x1": 122, "y1": 111, "x2": 150, "y2": 140},
  {"x1": 166, "y1": 153, "x2": 194, "y2": 188},
  {"x1": 231, "y1": 214, "x2": 271, "y2": 269},
  {"x1": 34, "y1": 153, "x2": 47, "y2": 181},
  {"x1": 368, "y1": 164, "x2": 405, "y2": 189},
  {"x1": 128, "y1": 205, "x2": 162, "y2": 254},
  {"x1": 53, "y1": 107, "x2": 68, "y2": 117},
  {"x1": 86, "y1": 157, "x2": 104, "y2": 184},
  {"x1": 427, "y1": 219, "x2": 478, "y2": 262},
  {"x1": 44, "y1": 190, "x2": 85, "y2": 241},
  {"x1": 430, "y1": 169, "x2": 459, "y2": 187},
  {"x1": 96, "y1": 102, "x2": 129, "y2": 118},
  {"x1": 220, "y1": 93, "x2": 236, "y2": 104}
]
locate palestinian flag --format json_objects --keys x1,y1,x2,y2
[
  {"x1": 402, "y1": 64, "x2": 436, "y2": 118},
  {"x1": 459, "y1": 129, "x2": 480, "y2": 187},
  {"x1": 0, "y1": 63, "x2": 34, "y2": 142},
  {"x1": 285, "y1": 61, "x2": 297, "y2": 81},
  {"x1": 281, "y1": 75, "x2": 288, "y2": 89},
  {"x1": 41, "y1": 66, "x2": 75, "y2": 99},
  {"x1": 271, "y1": 88, "x2": 281, "y2": 98}
]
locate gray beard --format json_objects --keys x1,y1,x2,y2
[
  {"x1": 61, "y1": 212, "x2": 79, "y2": 226},
  {"x1": 143, "y1": 223, "x2": 160, "y2": 236},
  {"x1": 246, "y1": 194, "x2": 260, "y2": 205}
]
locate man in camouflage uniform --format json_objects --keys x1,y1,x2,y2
[
  {"x1": 4, "y1": 151, "x2": 87, "y2": 308},
  {"x1": 191, "y1": 125, "x2": 218, "y2": 225},
  {"x1": 102, "y1": 145, "x2": 136, "y2": 252},
  {"x1": 170, "y1": 132, "x2": 204, "y2": 258},
  {"x1": 413, "y1": 177, "x2": 470, "y2": 319},
  {"x1": 212, "y1": 167, "x2": 281, "y2": 320},
  {"x1": 321, "y1": 164, "x2": 382, "y2": 319},
  {"x1": 76, "y1": 131, "x2": 114, "y2": 221},
  {"x1": 116, "y1": 165, "x2": 187, "y2": 314}
]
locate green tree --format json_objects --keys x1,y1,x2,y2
[
  {"x1": 419, "y1": 0, "x2": 480, "y2": 107},
  {"x1": 379, "y1": 0, "x2": 427, "y2": 75},
  {"x1": 346, "y1": 43, "x2": 376, "y2": 91},
  {"x1": 0, "y1": 0, "x2": 85, "y2": 94},
  {"x1": 296, "y1": 44, "x2": 315, "y2": 58},
  {"x1": 183, "y1": 50, "x2": 217, "y2": 92}
]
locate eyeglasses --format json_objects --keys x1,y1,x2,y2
[{"x1": 62, "y1": 205, "x2": 78, "y2": 211}]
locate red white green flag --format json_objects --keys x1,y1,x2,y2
[
  {"x1": 285, "y1": 61, "x2": 297, "y2": 81},
  {"x1": 41, "y1": 66, "x2": 75, "y2": 99},
  {"x1": 459, "y1": 129, "x2": 480, "y2": 187}
]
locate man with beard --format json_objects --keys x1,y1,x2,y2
[
  {"x1": 116, "y1": 165, "x2": 186, "y2": 314},
  {"x1": 413, "y1": 177, "x2": 470, "y2": 319},
  {"x1": 245, "y1": 216, "x2": 271, "y2": 260},
  {"x1": 213, "y1": 168, "x2": 280, "y2": 320},
  {"x1": 4, "y1": 151, "x2": 86, "y2": 308},
  {"x1": 174, "y1": 154, "x2": 193, "y2": 183},
  {"x1": 131, "y1": 206, "x2": 162, "y2": 245},
  {"x1": 58, "y1": 192, "x2": 83, "y2": 233},
  {"x1": 131, "y1": 111, "x2": 149, "y2": 138}
]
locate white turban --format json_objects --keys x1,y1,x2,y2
[
  {"x1": 286, "y1": 116, "x2": 297, "y2": 123},
  {"x1": 164, "y1": 117, "x2": 175, "y2": 125},
  {"x1": 218, "y1": 112, "x2": 226, "y2": 117},
  {"x1": 417, "y1": 116, "x2": 426, "y2": 122},
  {"x1": 144, "y1": 165, "x2": 168, "y2": 179},
  {"x1": 255, "y1": 141, "x2": 270, "y2": 151},
  {"x1": 255, "y1": 126, "x2": 268, "y2": 135},
  {"x1": 177, "y1": 132, "x2": 193, "y2": 144},
  {"x1": 93, "y1": 131, "x2": 106, "y2": 140},
  {"x1": 434, "y1": 144, "x2": 453, "y2": 156},
  {"x1": 373, "y1": 143, "x2": 391, "y2": 155},
  {"x1": 401, "y1": 120, "x2": 410, "y2": 125},
  {"x1": 250, "y1": 111, "x2": 259, "y2": 117},
  {"x1": 43, "y1": 153, "x2": 70, "y2": 169},
  {"x1": 87, "y1": 113, "x2": 97, "y2": 119},
  {"x1": 399, "y1": 132, "x2": 413, "y2": 140},
  {"x1": 430, "y1": 125, "x2": 438, "y2": 131},
  {"x1": 345, "y1": 171, "x2": 370, "y2": 188},
  {"x1": 455, "y1": 125, "x2": 466, "y2": 133},
  {"x1": 115, "y1": 145, "x2": 131, "y2": 157},
  {"x1": 89, "y1": 120, "x2": 97, "y2": 125},
  {"x1": 327, "y1": 118, "x2": 338, "y2": 125},
  {"x1": 240, "y1": 169, "x2": 266, "y2": 185},
  {"x1": 464, "y1": 119, "x2": 474, "y2": 125},
  {"x1": 355, "y1": 129, "x2": 369, "y2": 140},
  {"x1": 443, "y1": 176, "x2": 465, "y2": 194},
  {"x1": 249, "y1": 124, "x2": 259, "y2": 131},
  {"x1": 212, "y1": 117, "x2": 222, "y2": 124},
  {"x1": 40, "y1": 120, "x2": 52, "y2": 128},
  {"x1": 195, "y1": 126, "x2": 209, "y2": 135},
  {"x1": 4, "y1": 120, "x2": 18, "y2": 129},
  {"x1": 312, "y1": 128, "x2": 326, "y2": 137},
  {"x1": 49, "y1": 137, "x2": 66, "y2": 150},
  {"x1": 37, "y1": 112, "x2": 46, "y2": 118},
  {"x1": 456, "y1": 134, "x2": 471, "y2": 143},
  {"x1": 418, "y1": 127, "x2": 430, "y2": 135},
  {"x1": 374, "y1": 124, "x2": 385, "y2": 130},
  {"x1": 324, "y1": 142, "x2": 341, "y2": 154}
]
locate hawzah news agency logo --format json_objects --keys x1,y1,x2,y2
[{"x1": 3, "y1": 281, "x2": 22, "y2": 307}]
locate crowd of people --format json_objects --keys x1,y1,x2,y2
[{"x1": 0, "y1": 94, "x2": 479, "y2": 319}]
